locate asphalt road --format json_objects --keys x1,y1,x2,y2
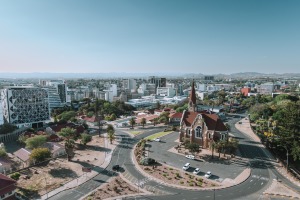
[{"x1": 48, "y1": 118, "x2": 299, "y2": 200}]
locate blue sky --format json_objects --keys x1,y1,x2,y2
[{"x1": 0, "y1": 0, "x2": 299, "y2": 74}]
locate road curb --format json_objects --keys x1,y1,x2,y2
[{"x1": 130, "y1": 142, "x2": 252, "y2": 192}]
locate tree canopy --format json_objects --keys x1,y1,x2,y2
[{"x1": 25, "y1": 135, "x2": 48, "y2": 149}]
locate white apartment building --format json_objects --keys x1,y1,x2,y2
[
  {"x1": 256, "y1": 82, "x2": 274, "y2": 94},
  {"x1": 157, "y1": 87, "x2": 176, "y2": 97},
  {"x1": 123, "y1": 79, "x2": 137, "y2": 91},
  {"x1": 1, "y1": 87, "x2": 50, "y2": 128}
]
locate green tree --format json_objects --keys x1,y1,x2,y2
[
  {"x1": 141, "y1": 118, "x2": 146, "y2": 128},
  {"x1": 0, "y1": 146, "x2": 7, "y2": 158},
  {"x1": 153, "y1": 118, "x2": 159, "y2": 126},
  {"x1": 81, "y1": 133, "x2": 92, "y2": 145},
  {"x1": 10, "y1": 172, "x2": 21, "y2": 180},
  {"x1": 58, "y1": 127, "x2": 78, "y2": 160},
  {"x1": 57, "y1": 111, "x2": 77, "y2": 122},
  {"x1": 30, "y1": 148, "x2": 51, "y2": 163},
  {"x1": 25, "y1": 135, "x2": 48, "y2": 149},
  {"x1": 108, "y1": 131, "x2": 115, "y2": 144},
  {"x1": 185, "y1": 143, "x2": 200, "y2": 155},
  {"x1": 129, "y1": 117, "x2": 136, "y2": 129},
  {"x1": 18, "y1": 135, "x2": 29, "y2": 145},
  {"x1": 106, "y1": 124, "x2": 114, "y2": 133},
  {"x1": 0, "y1": 123, "x2": 18, "y2": 135},
  {"x1": 210, "y1": 142, "x2": 216, "y2": 158}
]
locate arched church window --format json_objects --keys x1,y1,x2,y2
[{"x1": 195, "y1": 126, "x2": 202, "y2": 138}]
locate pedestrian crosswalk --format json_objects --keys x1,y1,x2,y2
[{"x1": 123, "y1": 171, "x2": 170, "y2": 195}]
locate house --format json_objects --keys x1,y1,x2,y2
[
  {"x1": 0, "y1": 158, "x2": 12, "y2": 174},
  {"x1": 48, "y1": 134, "x2": 61, "y2": 142},
  {"x1": 179, "y1": 81, "x2": 228, "y2": 149},
  {"x1": 13, "y1": 148, "x2": 31, "y2": 167},
  {"x1": 43, "y1": 142, "x2": 66, "y2": 158},
  {"x1": 169, "y1": 112, "x2": 183, "y2": 125},
  {"x1": 46, "y1": 123, "x2": 85, "y2": 136},
  {"x1": 0, "y1": 174, "x2": 16, "y2": 200}
]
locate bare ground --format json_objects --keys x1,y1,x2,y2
[
  {"x1": 16, "y1": 135, "x2": 105, "y2": 198},
  {"x1": 84, "y1": 176, "x2": 140, "y2": 200}
]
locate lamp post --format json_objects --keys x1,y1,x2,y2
[
  {"x1": 213, "y1": 188, "x2": 216, "y2": 200},
  {"x1": 44, "y1": 177, "x2": 48, "y2": 199}
]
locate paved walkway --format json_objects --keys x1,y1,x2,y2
[{"x1": 41, "y1": 133, "x2": 117, "y2": 200}]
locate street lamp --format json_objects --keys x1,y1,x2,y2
[{"x1": 44, "y1": 177, "x2": 48, "y2": 199}]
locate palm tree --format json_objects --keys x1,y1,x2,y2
[
  {"x1": 58, "y1": 127, "x2": 77, "y2": 161},
  {"x1": 153, "y1": 118, "x2": 158, "y2": 126},
  {"x1": 141, "y1": 118, "x2": 146, "y2": 128},
  {"x1": 129, "y1": 117, "x2": 136, "y2": 129},
  {"x1": 106, "y1": 124, "x2": 114, "y2": 133},
  {"x1": 107, "y1": 131, "x2": 115, "y2": 144},
  {"x1": 210, "y1": 141, "x2": 216, "y2": 159}
]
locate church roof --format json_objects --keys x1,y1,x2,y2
[{"x1": 182, "y1": 111, "x2": 227, "y2": 131}]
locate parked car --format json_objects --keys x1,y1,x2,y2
[
  {"x1": 154, "y1": 138, "x2": 161, "y2": 142},
  {"x1": 112, "y1": 165, "x2": 120, "y2": 171},
  {"x1": 182, "y1": 163, "x2": 190, "y2": 170},
  {"x1": 204, "y1": 171, "x2": 212, "y2": 178},
  {"x1": 185, "y1": 155, "x2": 195, "y2": 160},
  {"x1": 193, "y1": 168, "x2": 200, "y2": 175}
]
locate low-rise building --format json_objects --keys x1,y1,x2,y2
[{"x1": 0, "y1": 174, "x2": 16, "y2": 200}]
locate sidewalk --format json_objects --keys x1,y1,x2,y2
[
  {"x1": 235, "y1": 118, "x2": 300, "y2": 188},
  {"x1": 41, "y1": 133, "x2": 117, "y2": 200}
]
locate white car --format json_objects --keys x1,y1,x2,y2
[
  {"x1": 185, "y1": 155, "x2": 195, "y2": 160},
  {"x1": 154, "y1": 138, "x2": 161, "y2": 142},
  {"x1": 204, "y1": 171, "x2": 212, "y2": 178},
  {"x1": 182, "y1": 163, "x2": 190, "y2": 171},
  {"x1": 193, "y1": 168, "x2": 200, "y2": 175}
]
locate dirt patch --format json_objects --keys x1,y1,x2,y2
[
  {"x1": 16, "y1": 135, "x2": 105, "y2": 199},
  {"x1": 84, "y1": 176, "x2": 140, "y2": 200},
  {"x1": 142, "y1": 164, "x2": 219, "y2": 188}
]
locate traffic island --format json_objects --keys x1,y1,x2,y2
[
  {"x1": 83, "y1": 176, "x2": 143, "y2": 200},
  {"x1": 132, "y1": 139, "x2": 251, "y2": 191}
]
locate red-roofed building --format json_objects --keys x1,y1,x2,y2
[
  {"x1": 0, "y1": 174, "x2": 17, "y2": 200},
  {"x1": 241, "y1": 87, "x2": 251, "y2": 97},
  {"x1": 46, "y1": 123, "x2": 85, "y2": 136},
  {"x1": 169, "y1": 112, "x2": 183, "y2": 125},
  {"x1": 179, "y1": 81, "x2": 228, "y2": 149}
]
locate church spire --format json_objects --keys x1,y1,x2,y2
[{"x1": 188, "y1": 80, "x2": 197, "y2": 112}]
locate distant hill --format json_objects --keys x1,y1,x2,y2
[{"x1": 0, "y1": 72, "x2": 299, "y2": 79}]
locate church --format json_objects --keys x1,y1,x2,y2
[{"x1": 179, "y1": 81, "x2": 228, "y2": 149}]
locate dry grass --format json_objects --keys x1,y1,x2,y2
[{"x1": 85, "y1": 176, "x2": 140, "y2": 200}]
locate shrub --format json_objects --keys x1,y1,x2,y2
[
  {"x1": 163, "y1": 174, "x2": 167, "y2": 177},
  {"x1": 29, "y1": 148, "x2": 51, "y2": 162},
  {"x1": 197, "y1": 182, "x2": 202, "y2": 187},
  {"x1": 180, "y1": 181, "x2": 184, "y2": 184},
  {"x1": 168, "y1": 177, "x2": 172, "y2": 180},
  {"x1": 10, "y1": 172, "x2": 21, "y2": 180},
  {"x1": 189, "y1": 183, "x2": 194, "y2": 186},
  {"x1": 169, "y1": 167, "x2": 173, "y2": 170}
]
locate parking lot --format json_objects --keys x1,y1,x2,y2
[{"x1": 148, "y1": 131, "x2": 247, "y2": 182}]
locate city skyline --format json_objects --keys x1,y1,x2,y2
[{"x1": 1, "y1": 0, "x2": 300, "y2": 74}]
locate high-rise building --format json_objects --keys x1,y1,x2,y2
[
  {"x1": 1, "y1": 87, "x2": 50, "y2": 128},
  {"x1": 123, "y1": 79, "x2": 137, "y2": 91},
  {"x1": 149, "y1": 76, "x2": 166, "y2": 88},
  {"x1": 0, "y1": 90, "x2": 3, "y2": 125},
  {"x1": 45, "y1": 87, "x2": 64, "y2": 110}
]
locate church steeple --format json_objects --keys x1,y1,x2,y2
[{"x1": 188, "y1": 80, "x2": 197, "y2": 112}]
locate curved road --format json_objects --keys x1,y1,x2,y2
[{"x1": 49, "y1": 118, "x2": 299, "y2": 200}]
